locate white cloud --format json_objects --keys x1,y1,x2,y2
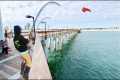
[{"x1": 0, "y1": 1, "x2": 120, "y2": 28}]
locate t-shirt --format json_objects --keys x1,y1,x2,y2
[{"x1": 14, "y1": 35, "x2": 29, "y2": 52}]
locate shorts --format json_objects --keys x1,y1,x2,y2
[{"x1": 21, "y1": 50, "x2": 32, "y2": 68}]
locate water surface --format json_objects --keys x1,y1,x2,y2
[{"x1": 48, "y1": 32, "x2": 120, "y2": 80}]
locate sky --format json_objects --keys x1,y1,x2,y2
[{"x1": 0, "y1": 1, "x2": 120, "y2": 29}]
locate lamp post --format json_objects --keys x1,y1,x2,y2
[
  {"x1": 26, "y1": 15, "x2": 36, "y2": 44},
  {"x1": 37, "y1": 17, "x2": 51, "y2": 28},
  {"x1": 34, "y1": 2, "x2": 61, "y2": 24},
  {"x1": 26, "y1": 15, "x2": 35, "y2": 27},
  {"x1": 26, "y1": 2, "x2": 61, "y2": 43},
  {"x1": 34, "y1": 2, "x2": 61, "y2": 40},
  {"x1": 37, "y1": 17, "x2": 51, "y2": 40},
  {"x1": 40, "y1": 21, "x2": 47, "y2": 40}
]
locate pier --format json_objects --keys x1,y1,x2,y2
[
  {"x1": 0, "y1": 29, "x2": 80, "y2": 80},
  {"x1": 0, "y1": 1, "x2": 120, "y2": 79}
]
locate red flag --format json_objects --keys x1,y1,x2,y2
[{"x1": 82, "y1": 7, "x2": 91, "y2": 13}]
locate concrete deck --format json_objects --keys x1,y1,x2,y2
[
  {"x1": 0, "y1": 34, "x2": 52, "y2": 80},
  {"x1": 0, "y1": 38, "x2": 21, "y2": 79},
  {"x1": 29, "y1": 34, "x2": 52, "y2": 80}
]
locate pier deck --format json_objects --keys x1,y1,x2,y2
[{"x1": 0, "y1": 29, "x2": 80, "y2": 79}]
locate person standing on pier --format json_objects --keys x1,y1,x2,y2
[
  {"x1": 13, "y1": 25, "x2": 32, "y2": 80},
  {"x1": 2, "y1": 26, "x2": 11, "y2": 56}
]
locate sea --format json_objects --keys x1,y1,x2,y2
[{"x1": 48, "y1": 31, "x2": 120, "y2": 80}]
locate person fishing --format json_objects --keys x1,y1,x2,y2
[{"x1": 13, "y1": 25, "x2": 34, "y2": 80}]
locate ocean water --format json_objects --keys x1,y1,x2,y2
[{"x1": 48, "y1": 32, "x2": 120, "y2": 80}]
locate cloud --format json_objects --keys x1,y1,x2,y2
[{"x1": 0, "y1": 1, "x2": 120, "y2": 28}]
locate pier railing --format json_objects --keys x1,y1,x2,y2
[{"x1": 29, "y1": 29, "x2": 80, "y2": 79}]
